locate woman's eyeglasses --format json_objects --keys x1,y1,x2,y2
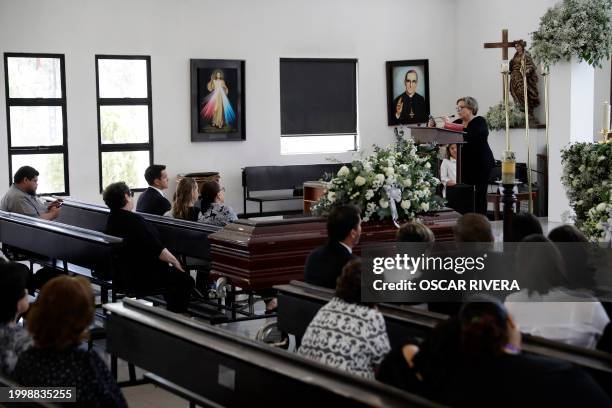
[{"x1": 128, "y1": 190, "x2": 134, "y2": 197}]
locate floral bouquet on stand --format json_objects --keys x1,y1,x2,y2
[
  {"x1": 561, "y1": 141, "x2": 612, "y2": 243},
  {"x1": 312, "y1": 138, "x2": 444, "y2": 224}
]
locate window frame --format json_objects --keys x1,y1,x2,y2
[
  {"x1": 279, "y1": 57, "x2": 359, "y2": 154},
  {"x1": 95, "y1": 54, "x2": 153, "y2": 193},
  {"x1": 4, "y1": 52, "x2": 70, "y2": 195}
]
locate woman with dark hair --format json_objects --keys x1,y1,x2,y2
[
  {"x1": 103, "y1": 181, "x2": 194, "y2": 313},
  {"x1": 377, "y1": 299, "x2": 611, "y2": 407},
  {"x1": 509, "y1": 212, "x2": 543, "y2": 242},
  {"x1": 0, "y1": 262, "x2": 32, "y2": 377},
  {"x1": 199, "y1": 181, "x2": 237, "y2": 226},
  {"x1": 166, "y1": 177, "x2": 200, "y2": 221},
  {"x1": 298, "y1": 259, "x2": 390, "y2": 379},
  {"x1": 505, "y1": 235, "x2": 609, "y2": 348},
  {"x1": 439, "y1": 143, "x2": 457, "y2": 198},
  {"x1": 14, "y1": 276, "x2": 127, "y2": 408}
]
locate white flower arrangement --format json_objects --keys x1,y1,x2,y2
[
  {"x1": 485, "y1": 101, "x2": 526, "y2": 131},
  {"x1": 531, "y1": 0, "x2": 612, "y2": 68},
  {"x1": 561, "y1": 142, "x2": 612, "y2": 242},
  {"x1": 312, "y1": 139, "x2": 443, "y2": 222}
]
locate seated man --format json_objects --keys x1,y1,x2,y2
[
  {"x1": 0, "y1": 166, "x2": 61, "y2": 220},
  {"x1": 136, "y1": 164, "x2": 171, "y2": 216},
  {"x1": 104, "y1": 182, "x2": 194, "y2": 313},
  {"x1": 304, "y1": 204, "x2": 361, "y2": 289}
]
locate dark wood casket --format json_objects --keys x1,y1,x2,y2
[{"x1": 208, "y1": 209, "x2": 460, "y2": 290}]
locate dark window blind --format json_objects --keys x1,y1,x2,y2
[{"x1": 280, "y1": 58, "x2": 357, "y2": 136}]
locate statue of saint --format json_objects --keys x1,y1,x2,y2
[{"x1": 510, "y1": 40, "x2": 540, "y2": 119}]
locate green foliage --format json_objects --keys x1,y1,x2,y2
[
  {"x1": 485, "y1": 101, "x2": 526, "y2": 131},
  {"x1": 561, "y1": 142, "x2": 612, "y2": 242},
  {"x1": 531, "y1": 0, "x2": 612, "y2": 68}
]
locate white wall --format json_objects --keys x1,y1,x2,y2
[
  {"x1": 0, "y1": 0, "x2": 457, "y2": 211},
  {"x1": 0, "y1": 0, "x2": 609, "y2": 214}
]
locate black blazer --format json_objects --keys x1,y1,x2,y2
[
  {"x1": 304, "y1": 241, "x2": 355, "y2": 289},
  {"x1": 454, "y1": 116, "x2": 495, "y2": 185},
  {"x1": 136, "y1": 187, "x2": 171, "y2": 216},
  {"x1": 106, "y1": 209, "x2": 166, "y2": 288}
]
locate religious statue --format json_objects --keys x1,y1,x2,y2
[{"x1": 509, "y1": 40, "x2": 540, "y2": 119}]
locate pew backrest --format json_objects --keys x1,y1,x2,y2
[
  {"x1": 104, "y1": 299, "x2": 445, "y2": 407},
  {"x1": 275, "y1": 280, "x2": 612, "y2": 392}
]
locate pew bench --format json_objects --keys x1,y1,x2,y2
[
  {"x1": 104, "y1": 298, "x2": 444, "y2": 407},
  {"x1": 275, "y1": 280, "x2": 612, "y2": 396},
  {"x1": 242, "y1": 164, "x2": 346, "y2": 215}
]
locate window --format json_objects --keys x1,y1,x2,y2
[
  {"x1": 280, "y1": 58, "x2": 358, "y2": 154},
  {"x1": 96, "y1": 55, "x2": 153, "y2": 191},
  {"x1": 4, "y1": 53, "x2": 69, "y2": 194}
]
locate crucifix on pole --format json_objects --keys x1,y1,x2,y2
[{"x1": 484, "y1": 29, "x2": 516, "y2": 61}]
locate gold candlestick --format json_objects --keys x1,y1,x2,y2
[{"x1": 521, "y1": 56, "x2": 533, "y2": 214}]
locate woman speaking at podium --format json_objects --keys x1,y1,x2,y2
[{"x1": 440, "y1": 97, "x2": 495, "y2": 215}]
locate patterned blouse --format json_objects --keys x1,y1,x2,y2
[
  {"x1": 13, "y1": 346, "x2": 127, "y2": 408},
  {"x1": 0, "y1": 324, "x2": 32, "y2": 377},
  {"x1": 199, "y1": 203, "x2": 238, "y2": 227},
  {"x1": 297, "y1": 297, "x2": 391, "y2": 379}
]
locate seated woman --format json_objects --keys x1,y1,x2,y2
[
  {"x1": 509, "y1": 212, "x2": 543, "y2": 242},
  {"x1": 505, "y1": 235, "x2": 609, "y2": 349},
  {"x1": 103, "y1": 182, "x2": 194, "y2": 313},
  {"x1": 199, "y1": 181, "x2": 238, "y2": 227},
  {"x1": 14, "y1": 276, "x2": 127, "y2": 408},
  {"x1": 297, "y1": 259, "x2": 390, "y2": 379},
  {"x1": 439, "y1": 143, "x2": 457, "y2": 198},
  {"x1": 377, "y1": 299, "x2": 611, "y2": 407},
  {"x1": 165, "y1": 177, "x2": 200, "y2": 221},
  {"x1": 0, "y1": 261, "x2": 32, "y2": 377}
]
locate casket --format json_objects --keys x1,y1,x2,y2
[{"x1": 208, "y1": 209, "x2": 460, "y2": 290}]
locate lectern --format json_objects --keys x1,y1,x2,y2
[{"x1": 408, "y1": 127, "x2": 466, "y2": 183}]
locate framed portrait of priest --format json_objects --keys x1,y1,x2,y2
[
  {"x1": 190, "y1": 59, "x2": 246, "y2": 141},
  {"x1": 386, "y1": 59, "x2": 430, "y2": 126}
]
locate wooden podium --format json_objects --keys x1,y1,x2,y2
[{"x1": 409, "y1": 127, "x2": 466, "y2": 183}]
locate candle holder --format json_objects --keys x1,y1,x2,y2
[{"x1": 497, "y1": 180, "x2": 521, "y2": 242}]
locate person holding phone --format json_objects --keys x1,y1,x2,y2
[{"x1": 0, "y1": 166, "x2": 62, "y2": 220}]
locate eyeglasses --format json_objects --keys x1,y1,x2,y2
[
  {"x1": 220, "y1": 187, "x2": 226, "y2": 192},
  {"x1": 456, "y1": 106, "x2": 466, "y2": 112},
  {"x1": 128, "y1": 190, "x2": 134, "y2": 197}
]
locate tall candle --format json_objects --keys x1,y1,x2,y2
[{"x1": 603, "y1": 101, "x2": 610, "y2": 132}]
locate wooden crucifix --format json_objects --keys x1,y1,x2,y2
[{"x1": 484, "y1": 29, "x2": 517, "y2": 60}]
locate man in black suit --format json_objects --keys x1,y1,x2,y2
[
  {"x1": 304, "y1": 204, "x2": 361, "y2": 289},
  {"x1": 136, "y1": 164, "x2": 171, "y2": 215}
]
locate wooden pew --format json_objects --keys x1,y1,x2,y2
[
  {"x1": 275, "y1": 280, "x2": 612, "y2": 395},
  {"x1": 104, "y1": 298, "x2": 445, "y2": 407},
  {"x1": 0, "y1": 210, "x2": 122, "y2": 302},
  {"x1": 50, "y1": 198, "x2": 221, "y2": 268}
]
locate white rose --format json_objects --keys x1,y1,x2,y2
[
  {"x1": 327, "y1": 192, "x2": 336, "y2": 202},
  {"x1": 597, "y1": 203, "x2": 608, "y2": 212},
  {"x1": 337, "y1": 166, "x2": 350, "y2": 177},
  {"x1": 598, "y1": 156, "x2": 606, "y2": 162},
  {"x1": 425, "y1": 162, "x2": 431, "y2": 169},
  {"x1": 420, "y1": 202, "x2": 429, "y2": 211},
  {"x1": 379, "y1": 199, "x2": 389, "y2": 209},
  {"x1": 365, "y1": 189, "x2": 374, "y2": 200},
  {"x1": 385, "y1": 167, "x2": 395, "y2": 177},
  {"x1": 402, "y1": 178, "x2": 412, "y2": 187},
  {"x1": 375, "y1": 174, "x2": 385, "y2": 183},
  {"x1": 587, "y1": 188, "x2": 594, "y2": 194},
  {"x1": 401, "y1": 200, "x2": 411, "y2": 209},
  {"x1": 354, "y1": 176, "x2": 366, "y2": 186}
]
